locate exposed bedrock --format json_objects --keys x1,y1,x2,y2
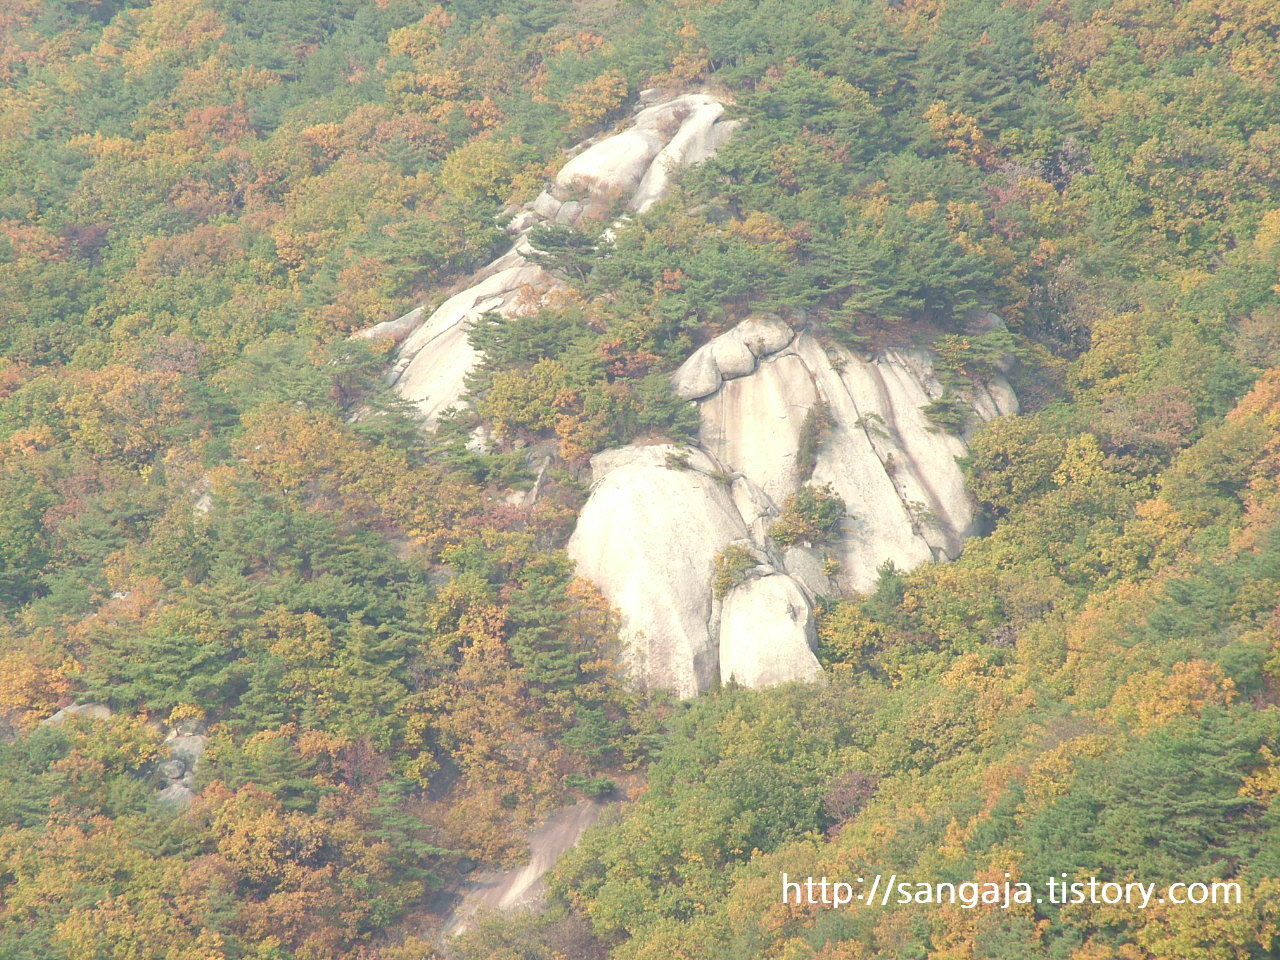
[
  {"x1": 719, "y1": 574, "x2": 823, "y2": 689},
  {"x1": 565, "y1": 445, "x2": 746, "y2": 699},
  {"x1": 568, "y1": 315, "x2": 1017, "y2": 696},
  {"x1": 358, "y1": 91, "x2": 1018, "y2": 698},
  {"x1": 355, "y1": 93, "x2": 741, "y2": 427}
]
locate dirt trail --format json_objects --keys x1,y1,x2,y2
[{"x1": 443, "y1": 797, "x2": 611, "y2": 937}]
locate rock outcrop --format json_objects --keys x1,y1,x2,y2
[
  {"x1": 718, "y1": 574, "x2": 822, "y2": 689},
  {"x1": 40, "y1": 702, "x2": 113, "y2": 726},
  {"x1": 360, "y1": 91, "x2": 1018, "y2": 699},
  {"x1": 358, "y1": 93, "x2": 741, "y2": 426},
  {"x1": 39, "y1": 703, "x2": 208, "y2": 806},
  {"x1": 443, "y1": 797, "x2": 613, "y2": 937},
  {"x1": 566, "y1": 444, "x2": 751, "y2": 698},
  {"x1": 679, "y1": 318, "x2": 1018, "y2": 591},
  {"x1": 156, "y1": 717, "x2": 208, "y2": 808},
  {"x1": 568, "y1": 314, "x2": 1017, "y2": 696}
]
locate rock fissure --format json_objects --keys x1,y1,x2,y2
[{"x1": 856, "y1": 357, "x2": 945, "y2": 556}]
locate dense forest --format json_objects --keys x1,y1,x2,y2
[{"x1": 2, "y1": 0, "x2": 1279, "y2": 958}]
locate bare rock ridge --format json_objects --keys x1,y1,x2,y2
[
  {"x1": 356, "y1": 92, "x2": 740, "y2": 426},
  {"x1": 566, "y1": 316, "x2": 1017, "y2": 697}
]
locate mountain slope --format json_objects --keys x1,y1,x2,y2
[{"x1": 1, "y1": 2, "x2": 1278, "y2": 960}]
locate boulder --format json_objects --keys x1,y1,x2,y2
[
  {"x1": 507, "y1": 210, "x2": 539, "y2": 234},
  {"x1": 555, "y1": 94, "x2": 739, "y2": 214},
  {"x1": 669, "y1": 315, "x2": 795, "y2": 401},
  {"x1": 350, "y1": 304, "x2": 427, "y2": 346},
  {"x1": 671, "y1": 346, "x2": 722, "y2": 400},
  {"x1": 710, "y1": 334, "x2": 756, "y2": 379},
  {"x1": 554, "y1": 200, "x2": 583, "y2": 225},
  {"x1": 41, "y1": 703, "x2": 112, "y2": 726},
  {"x1": 736, "y1": 315, "x2": 794, "y2": 356},
  {"x1": 158, "y1": 782, "x2": 196, "y2": 808},
  {"x1": 530, "y1": 190, "x2": 562, "y2": 221},
  {"x1": 556, "y1": 128, "x2": 667, "y2": 200},
  {"x1": 165, "y1": 731, "x2": 208, "y2": 768},
  {"x1": 156, "y1": 724, "x2": 208, "y2": 807},
  {"x1": 631, "y1": 98, "x2": 737, "y2": 213}
]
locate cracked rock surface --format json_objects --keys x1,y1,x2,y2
[{"x1": 568, "y1": 315, "x2": 1017, "y2": 696}]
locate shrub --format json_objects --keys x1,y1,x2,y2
[
  {"x1": 770, "y1": 484, "x2": 846, "y2": 547},
  {"x1": 795, "y1": 399, "x2": 832, "y2": 480},
  {"x1": 711, "y1": 544, "x2": 756, "y2": 599},
  {"x1": 923, "y1": 394, "x2": 970, "y2": 433}
]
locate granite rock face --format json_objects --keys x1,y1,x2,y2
[
  {"x1": 565, "y1": 445, "x2": 746, "y2": 699},
  {"x1": 357, "y1": 93, "x2": 741, "y2": 427},
  {"x1": 558, "y1": 94, "x2": 737, "y2": 216},
  {"x1": 568, "y1": 315, "x2": 1017, "y2": 696},
  {"x1": 718, "y1": 574, "x2": 822, "y2": 689}
]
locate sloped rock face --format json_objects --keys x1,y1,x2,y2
[
  {"x1": 568, "y1": 315, "x2": 1017, "y2": 696},
  {"x1": 565, "y1": 445, "x2": 746, "y2": 698},
  {"x1": 559, "y1": 94, "x2": 737, "y2": 215},
  {"x1": 687, "y1": 322, "x2": 1017, "y2": 591},
  {"x1": 566, "y1": 439, "x2": 826, "y2": 697},
  {"x1": 358, "y1": 93, "x2": 741, "y2": 427},
  {"x1": 384, "y1": 264, "x2": 549, "y2": 425},
  {"x1": 719, "y1": 575, "x2": 822, "y2": 688}
]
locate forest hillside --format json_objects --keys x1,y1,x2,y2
[{"x1": 1, "y1": 1, "x2": 1279, "y2": 959}]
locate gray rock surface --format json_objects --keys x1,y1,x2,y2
[
  {"x1": 350, "y1": 304, "x2": 427, "y2": 347},
  {"x1": 699, "y1": 352, "x2": 816, "y2": 503},
  {"x1": 39, "y1": 704, "x2": 209, "y2": 808},
  {"x1": 671, "y1": 315, "x2": 795, "y2": 400},
  {"x1": 359, "y1": 92, "x2": 1018, "y2": 700},
  {"x1": 157, "y1": 722, "x2": 208, "y2": 809},
  {"x1": 388, "y1": 267, "x2": 550, "y2": 426},
  {"x1": 566, "y1": 444, "x2": 746, "y2": 698},
  {"x1": 781, "y1": 544, "x2": 834, "y2": 597},
  {"x1": 557, "y1": 94, "x2": 738, "y2": 216},
  {"x1": 40, "y1": 702, "x2": 112, "y2": 725}
]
